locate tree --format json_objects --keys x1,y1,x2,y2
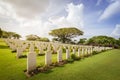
[
  {"x1": 78, "y1": 38, "x2": 87, "y2": 44},
  {"x1": 13, "y1": 33, "x2": 21, "y2": 39},
  {"x1": 26, "y1": 34, "x2": 40, "y2": 41},
  {"x1": 2, "y1": 31, "x2": 9, "y2": 38},
  {"x1": 26, "y1": 34, "x2": 50, "y2": 42},
  {"x1": 0, "y1": 29, "x2": 21, "y2": 39},
  {"x1": 86, "y1": 36, "x2": 117, "y2": 47},
  {"x1": 52, "y1": 38, "x2": 59, "y2": 42},
  {"x1": 40, "y1": 37, "x2": 50, "y2": 42},
  {"x1": 49, "y1": 27, "x2": 83, "y2": 43},
  {"x1": 116, "y1": 38, "x2": 120, "y2": 48},
  {"x1": 0, "y1": 28, "x2": 2, "y2": 38}
]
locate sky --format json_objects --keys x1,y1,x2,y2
[{"x1": 0, "y1": 0, "x2": 120, "y2": 40}]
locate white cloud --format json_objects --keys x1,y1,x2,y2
[
  {"x1": 0, "y1": 1, "x2": 22, "y2": 31},
  {"x1": 49, "y1": 3, "x2": 84, "y2": 29},
  {"x1": 19, "y1": 3, "x2": 84, "y2": 39},
  {"x1": 67, "y1": 3, "x2": 84, "y2": 28},
  {"x1": 99, "y1": 0, "x2": 120, "y2": 21},
  {"x1": 0, "y1": 0, "x2": 84, "y2": 40},
  {"x1": 3, "y1": 0, "x2": 49, "y2": 19},
  {"x1": 22, "y1": 3, "x2": 83, "y2": 37},
  {"x1": 0, "y1": 0, "x2": 50, "y2": 39},
  {"x1": 111, "y1": 24, "x2": 120, "y2": 38}
]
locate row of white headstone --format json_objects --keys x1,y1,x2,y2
[{"x1": 4, "y1": 39, "x2": 112, "y2": 73}]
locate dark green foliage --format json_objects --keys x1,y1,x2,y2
[
  {"x1": 52, "y1": 38, "x2": 60, "y2": 42},
  {"x1": 86, "y1": 35, "x2": 119, "y2": 48},
  {"x1": 71, "y1": 54, "x2": 80, "y2": 60},
  {"x1": 49, "y1": 27, "x2": 83, "y2": 43},
  {"x1": 78, "y1": 38, "x2": 87, "y2": 44},
  {"x1": 42, "y1": 65, "x2": 50, "y2": 72},
  {"x1": 12, "y1": 33, "x2": 21, "y2": 39},
  {"x1": 101, "y1": 50, "x2": 106, "y2": 52},
  {"x1": 62, "y1": 47, "x2": 66, "y2": 53},
  {"x1": 92, "y1": 51, "x2": 98, "y2": 55},
  {"x1": 116, "y1": 38, "x2": 120, "y2": 48},
  {"x1": 52, "y1": 62, "x2": 59, "y2": 67},
  {"x1": 1, "y1": 30, "x2": 21, "y2": 39},
  {"x1": 1, "y1": 31, "x2": 8, "y2": 38},
  {"x1": 67, "y1": 58, "x2": 74, "y2": 63},
  {"x1": 26, "y1": 34, "x2": 40, "y2": 41},
  {"x1": 40, "y1": 37, "x2": 50, "y2": 42},
  {"x1": 26, "y1": 34, "x2": 50, "y2": 42},
  {"x1": 0, "y1": 28, "x2": 2, "y2": 38},
  {"x1": 71, "y1": 54, "x2": 76, "y2": 59}
]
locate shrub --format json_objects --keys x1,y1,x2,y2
[
  {"x1": 71, "y1": 54, "x2": 76, "y2": 59},
  {"x1": 71, "y1": 54, "x2": 80, "y2": 61},
  {"x1": 67, "y1": 58, "x2": 74, "y2": 63},
  {"x1": 101, "y1": 50, "x2": 106, "y2": 52},
  {"x1": 92, "y1": 51, "x2": 98, "y2": 55},
  {"x1": 42, "y1": 65, "x2": 50, "y2": 71},
  {"x1": 52, "y1": 62, "x2": 59, "y2": 67},
  {"x1": 62, "y1": 48, "x2": 66, "y2": 53}
]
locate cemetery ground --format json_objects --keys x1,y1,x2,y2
[{"x1": 0, "y1": 39, "x2": 120, "y2": 80}]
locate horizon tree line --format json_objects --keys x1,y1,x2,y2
[{"x1": 0, "y1": 27, "x2": 120, "y2": 48}]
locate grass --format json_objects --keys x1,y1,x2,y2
[{"x1": 0, "y1": 39, "x2": 120, "y2": 80}]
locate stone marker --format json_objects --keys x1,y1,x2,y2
[
  {"x1": 66, "y1": 48, "x2": 70, "y2": 59},
  {"x1": 87, "y1": 48, "x2": 91, "y2": 56},
  {"x1": 78, "y1": 48, "x2": 81, "y2": 57},
  {"x1": 45, "y1": 50, "x2": 52, "y2": 65},
  {"x1": 90, "y1": 47, "x2": 93, "y2": 55},
  {"x1": 47, "y1": 44, "x2": 51, "y2": 51},
  {"x1": 81, "y1": 48, "x2": 84, "y2": 57},
  {"x1": 27, "y1": 44, "x2": 36, "y2": 73},
  {"x1": 57, "y1": 46, "x2": 62, "y2": 62},
  {"x1": 73, "y1": 47, "x2": 76, "y2": 54},
  {"x1": 16, "y1": 47, "x2": 22, "y2": 58}
]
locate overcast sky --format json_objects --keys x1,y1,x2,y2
[{"x1": 0, "y1": 0, "x2": 120, "y2": 40}]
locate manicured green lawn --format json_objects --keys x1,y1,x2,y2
[{"x1": 0, "y1": 39, "x2": 120, "y2": 80}]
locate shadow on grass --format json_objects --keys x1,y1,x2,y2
[
  {"x1": 43, "y1": 69, "x2": 53, "y2": 74},
  {"x1": 19, "y1": 55, "x2": 27, "y2": 58},
  {"x1": 11, "y1": 50, "x2": 17, "y2": 53},
  {"x1": 37, "y1": 54, "x2": 45, "y2": 56},
  {"x1": 0, "y1": 45, "x2": 8, "y2": 49}
]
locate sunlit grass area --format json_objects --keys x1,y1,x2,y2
[{"x1": 0, "y1": 39, "x2": 120, "y2": 80}]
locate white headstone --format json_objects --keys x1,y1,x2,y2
[
  {"x1": 27, "y1": 44, "x2": 36, "y2": 73},
  {"x1": 81, "y1": 48, "x2": 84, "y2": 57},
  {"x1": 73, "y1": 48, "x2": 76, "y2": 54},
  {"x1": 66, "y1": 48, "x2": 70, "y2": 59},
  {"x1": 16, "y1": 47, "x2": 22, "y2": 58},
  {"x1": 57, "y1": 47, "x2": 62, "y2": 62},
  {"x1": 45, "y1": 50, "x2": 52, "y2": 65},
  {"x1": 78, "y1": 48, "x2": 81, "y2": 57},
  {"x1": 90, "y1": 47, "x2": 93, "y2": 55}
]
